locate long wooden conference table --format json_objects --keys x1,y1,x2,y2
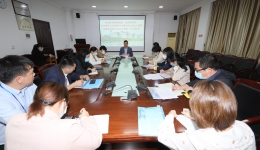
[{"x1": 67, "y1": 57, "x2": 189, "y2": 149}]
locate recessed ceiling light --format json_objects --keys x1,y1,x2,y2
[
  {"x1": 159, "y1": 6, "x2": 163, "y2": 8},
  {"x1": 92, "y1": 5, "x2": 96, "y2": 8},
  {"x1": 21, "y1": 4, "x2": 27, "y2": 8},
  {"x1": 124, "y1": 6, "x2": 128, "y2": 8}
]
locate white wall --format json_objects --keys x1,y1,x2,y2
[
  {"x1": 180, "y1": 0, "x2": 215, "y2": 51},
  {"x1": 71, "y1": 11, "x2": 178, "y2": 56},
  {"x1": 0, "y1": 0, "x2": 69, "y2": 57},
  {"x1": 154, "y1": 13, "x2": 179, "y2": 50}
]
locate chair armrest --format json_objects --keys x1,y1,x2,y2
[
  {"x1": 235, "y1": 69, "x2": 253, "y2": 78},
  {"x1": 243, "y1": 116, "x2": 260, "y2": 125}
]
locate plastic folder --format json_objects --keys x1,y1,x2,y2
[
  {"x1": 138, "y1": 106, "x2": 165, "y2": 136},
  {"x1": 82, "y1": 78, "x2": 104, "y2": 89}
]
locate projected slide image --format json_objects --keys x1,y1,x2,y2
[{"x1": 100, "y1": 20, "x2": 144, "y2": 46}]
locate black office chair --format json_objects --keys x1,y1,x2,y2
[{"x1": 233, "y1": 79, "x2": 260, "y2": 147}]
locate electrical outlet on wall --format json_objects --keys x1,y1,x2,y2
[{"x1": 11, "y1": 45, "x2": 15, "y2": 49}]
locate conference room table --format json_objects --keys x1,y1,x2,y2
[{"x1": 66, "y1": 57, "x2": 190, "y2": 149}]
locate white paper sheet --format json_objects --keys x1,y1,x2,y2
[
  {"x1": 148, "y1": 87, "x2": 178, "y2": 99},
  {"x1": 176, "y1": 115, "x2": 199, "y2": 131},
  {"x1": 156, "y1": 83, "x2": 184, "y2": 96},
  {"x1": 93, "y1": 114, "x2": 109, "y2": 134},
  {"x1": 143, "y1": 74, "x2": 164, "y2": 80},
  {"x1": 89, "y1": 70, "x2": 98, "y2": 75},
  {"x1": 157, "y1": 73, "x2": 171, "y2": 78}
]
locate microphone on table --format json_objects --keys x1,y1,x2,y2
[
  {"x1": 131, "y1": 57, "x2": 136, "y2": 61},
  {"x1": 110, "y1": 65, "x2": 119, "y2": 73},
  {"x1": 103, "y1": 85, "x2": 138, "y2": 100},
  {"x1": 136, "y1": 75, "x2": 148, "y2": 91},
  {"x1": 106, "y1": 73, "x2": 116, "y2": 89}
]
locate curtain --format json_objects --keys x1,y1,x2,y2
[
  {"x1": 176, "y1": 8, "x2": 201, "y2": 54},
  {"x1": 205, "y1": 0, "x2": 260, "y2": 62}
]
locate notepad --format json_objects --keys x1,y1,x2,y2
[
  {"x1": 93, "y1": 114, "x2": 109, "y2": 134},
  {"x1": 138, "y1": 106, "x2": 165, "y2": 136}
]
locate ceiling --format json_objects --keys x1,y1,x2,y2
[{"x1": 48, "y1": 0, "x2": 204, "y2": 12}]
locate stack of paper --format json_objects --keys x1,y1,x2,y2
[
  {"x1": 147, "y1": 87, "x2": 178, "y2": 99},
  {"x1": 138, "y1": 106, "x2": 165, "y2": 136},
  {"x1": 89, "y1": 70, "x2": 98, "y2": 75},
  {"x1": 143, "y1": 74, "x2": 164, "y2": 80},
  {"x1": 157, "y1": 73, "x2": 171, "y2": 78},
  {"x1": 93, "y1": 114, "x2": 109, "y2": 134},
  {"x1": 156, "y1": 83, "x2": 184, "y2": 96}
]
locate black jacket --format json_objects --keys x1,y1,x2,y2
[{"x1": 31, "y1": 49, "x2": 49, "y2": 66}]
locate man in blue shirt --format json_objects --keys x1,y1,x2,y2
[
  {"x1": 0, "y1": 55, "x2": 37, "y2": 150},
  {"x1": 119, "y1": 40, "x2": 133, "y2": 57}
]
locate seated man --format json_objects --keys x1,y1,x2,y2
[
  {"x1": 119, "y1": 40, "x2": 133, "y2": 57},
  {"x1": 43, "y1": 55, "x2": 89, "y2": 90},
  {"x1": 173, "y1": 54, "x2": 236, "y2": 91},
  {"x1": 0, "y1": 55, "x2": 37, "y2": 150}
]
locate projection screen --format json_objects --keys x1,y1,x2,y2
[{"x1": 99, "y1": 15, "x2": 146, "y2": 52}]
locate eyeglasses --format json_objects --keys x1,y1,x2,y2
[{"x1": 195, "y1": 68, "x2": 207, "y2": 73}]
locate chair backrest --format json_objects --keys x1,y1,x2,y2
[
  {"x1": 33, "y1": 75, "x2": 42, "y2": 86},
  {"x1": 199, "y1": 51, "x2": 210, "y2": 57},
  {"x1": 38, "y1": 63, "x2": 56, "y2": 80},
  {"x1": 74, "y1": 44, "x2": 90, "y2": 53},
  {"x1": 220, "y1": 54, "x2": 237, "y2": 65},
  {"x1": 186, "y1": 59, "x2": 195, "y2": 81},
  {"x1": 233, "y1": 79, "x2": 260, "y2": 120},
  {"x1": 189, "y1": 50, "x2": 201, "y2": 60},
  {"x1": 250, "y1": 64, "x2": 260, "y2": 81},
  {"x1": 183, "y1": 49, "x2": 194, "y2": 59},
  {"x1": 56, "y1": 49, "x2": 74, "y2": 63},
  {"x1": 212, "y1": 53, "x2": 223, "y2": 62},
  {"x1": 232, "y1": 57, "x2": 257, "y2": 72}
]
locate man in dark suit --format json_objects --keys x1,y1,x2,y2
[
  {"x1": 43, "y1": 55, "x2": 89, "y2": 90},
  {"x1": 119, "y1": 40, "x2": 133, "y2": 57}
]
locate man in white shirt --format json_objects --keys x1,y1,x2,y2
[{"x1": 0, "y1": 55, "x2": 37, "y2": 150}]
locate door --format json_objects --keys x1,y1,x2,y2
[{"x1": 33, "y1": 19, "x2": 55, "y2": 55}]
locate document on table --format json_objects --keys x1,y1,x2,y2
[
  {"x1": 157, "y1": 73, "x2": 171, "y2": 78},
  {"x1": 89, "y1": 70, "x2": 98, "y2": 75},
  {"x1": 143, "y1": 74, "x2": 164, "y2": 80},
  {"x1": 138, "y1": 106, "x2": 165, "y2": 136},
  {"x1": 147, "y1": 87, "x2": 178, "y2": 99},
  {"x1": 141, "y1": 64, "x2": 154, "y2": 69},
  {"x1": 156, "y1": 83, "x2": 184, "y2": 96},
  {"x1": 176, "y1": 115, "x2": 199, "y2": 131},
  {"x1": 93, "y1": 114, "x2": 109, "y2": 134}
]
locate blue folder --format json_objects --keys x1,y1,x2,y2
[
  {"x1": 138, "y1": 106, "x2": 165, "y2": 136},
  {"x1": 82, "y1": 78, "x2": 104, "y2": 89}
]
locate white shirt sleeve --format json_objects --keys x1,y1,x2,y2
[
  {"x1": 89, "y1": 54, "x2": 102, "y2": 65},
  {"x1": 158, "y1": 115, "x2": 196, "y2": 150}
]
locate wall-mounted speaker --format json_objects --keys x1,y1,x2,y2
[
  {"x1": 173, "y1": 15, "x2": 177, "y2": 20},
  {"x1": 76, "y1": 13, "x2": 80, "y2": 18}
]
